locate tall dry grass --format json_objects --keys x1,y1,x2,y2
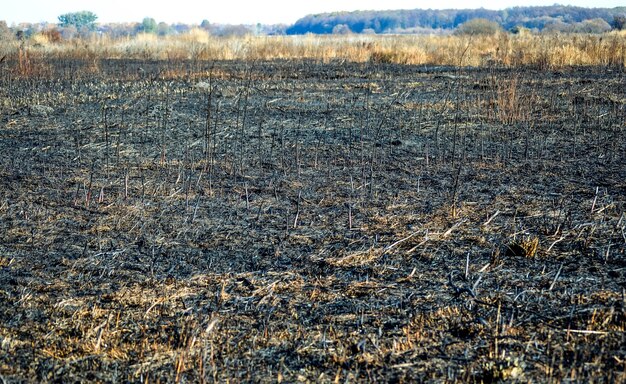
[{"x1": 3, "y1": 29, "x2": 625, "y2": 71}]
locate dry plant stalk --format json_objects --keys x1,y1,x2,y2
[{"x1": 4, "y1": 31, "x2": 625, "y2": 72}]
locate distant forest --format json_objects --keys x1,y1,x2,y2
[
  {"x1": 286, "y1": 5, "x2": 626, "y2": 34},
  {"x1": 2, "y1": 5, "x2": 626, "y2": 41}
]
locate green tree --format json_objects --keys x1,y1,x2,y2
[
  {"x1": 157, "y1": 22, "x2": 173, "y2": 36},
  {"x1": 139, "y1": 17, "x2": 158, "y2": 34},
  {"x1": 58, "y1": 11, "x2": 98, "y2": 31},
  {"x1": 200, "y1": 19, "x2": 211, "y2": 30},
  {"x1": 612, "y1": 14, "x2": 626, "y2": 30}
]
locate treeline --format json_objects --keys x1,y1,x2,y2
[
  {"x1": 0, "y1": 18, "x2": 287, "y2": 42},
  {"x1": 286, "y1": 5, "x2": 626, "y2": 34},
  {"x1": 1, "y1": 5, "x2": 625, "y2": 43}
]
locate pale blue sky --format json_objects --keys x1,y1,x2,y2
[{"x1": 3, "y1": 0, "x2": 625, "y2": 25}]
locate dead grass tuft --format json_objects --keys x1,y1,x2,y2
[{"x1": 505, "y1": 236, "x2": 540, "y2": 257}]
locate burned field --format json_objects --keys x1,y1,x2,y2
[{"x1": 0, "y1": 59, "x2": 625, "y2": 382}]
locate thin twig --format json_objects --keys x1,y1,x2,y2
[
  {"x1": 549, "y1": 263, "x2": 563, "y2": 291},
  {"x1": 483, "y1": 210, "x2": 500, "y2": 226},
  {"x1": 546, "y1": 235, "x2": 567, "y2": 253},
  {"x1": 384, "y1": 230, "x2": 421, "y2": 253},
  {"x1": 442, "y1": 219, "x2": 467, "y2": 237},
  {"x1": 293, "y1": 190, "x2": 302, "y2": 229},
  {"x1": 566, "y1": 329, "x2": 609, "y2": 335},
  {"x1": 590, "y1": 186, "x2": 599, "y2": 213}
]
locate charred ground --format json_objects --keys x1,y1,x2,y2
[{"x1": 0, "y1": 59, "x2": 625, "y2": 382}]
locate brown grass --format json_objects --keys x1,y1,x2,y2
[{"x1": 3, "y1": 30, "x2": 625, "y2": 71}]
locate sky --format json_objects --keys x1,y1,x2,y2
[{"x1": 3, "y1": 0, "x2": 625, "y2": 25}]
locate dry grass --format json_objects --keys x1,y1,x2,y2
[{"x1": 3, "y1": 31, "x2": 625, "y2": 70}]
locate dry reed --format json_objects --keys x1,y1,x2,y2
[{"x1": 4, "y1": 30, "x2": 625, "y2": 70}]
